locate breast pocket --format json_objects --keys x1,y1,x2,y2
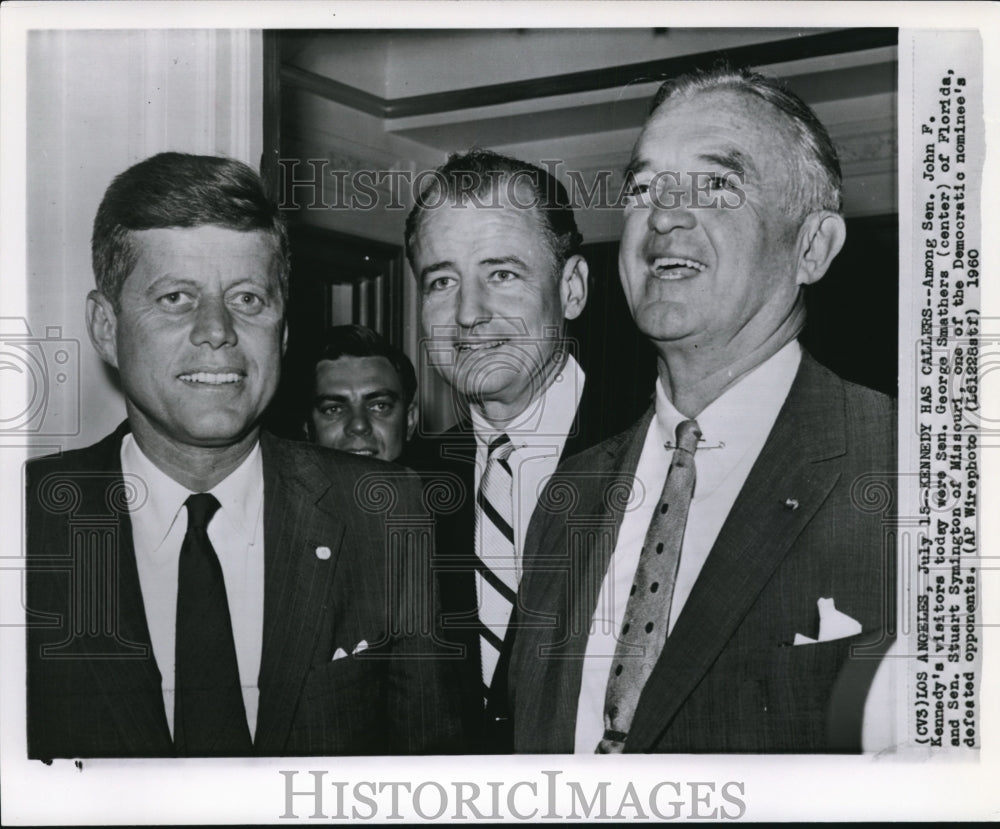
[
  {"x1": 304, "y1": 654, "x2": 382, "y2": 700},
  {"x1": 754, "y1": 633, "x2": 871, "y2": 750}
]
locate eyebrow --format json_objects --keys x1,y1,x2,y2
[
  {"x1": 418, "y1": 260, "x2": 455, "y2": 283},
  {"x1": 698, "y1": 150, "x2": 756, "y2": 179},
  {"x1": 419, "y1": 255, "x2": 530, "y2": 282},
  {"x1": 144, "y1": 275, "x2": 280, "y2": 298},
  {"x1": 624, "y1": 149, "x2": 757, "y2": 180},
  {"x1": 313, "y1": 389, "x2": 401, "y2": 405},
  {"x1": 480, "y1": 256, "x2": 529, "y2": 270}
]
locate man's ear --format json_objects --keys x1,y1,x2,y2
[
  {"x1": 86, "y1": 290, "x2": 119, "y2": 369},
  {"x1": 795, "y1": 211, "x2": 847, "y2": 286},
  {"x1": 559, "y1": 254, "x2": 589, "y2": 321},
  {"x1": 405, "y1": 400, "x2": 418, "y2": 441}
]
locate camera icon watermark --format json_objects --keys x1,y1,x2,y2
[{"x1": 0, "y1": 318, "x2": 80, "y2": 437}]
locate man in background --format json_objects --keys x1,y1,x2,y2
[
  {"x1": 305, "y1": 324, "x2": 417, "y2": 462},
  {"x1": 404, "y1": 149, "x2": 615, "y2": 751},
  {"x1": 25, "y1": 152, "x2": 464, "y2": 759},
  {"x1": 509, "y1": 68, "x2": 895, "y2": 753}
]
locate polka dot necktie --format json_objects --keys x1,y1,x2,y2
[{"x1": 597, "y1": 419, "x2": 701, "y2": 754}]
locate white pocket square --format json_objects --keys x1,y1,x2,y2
[
  {"x1": 793, "y1": 597, "x2": 863, "y2": 645},
  {"x1": 331, "y1": 640, "x2": 370, "y2": 661}
]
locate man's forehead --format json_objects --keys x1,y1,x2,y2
[
  {"x1": 125, "y1": 226, "x2": 282, "y2": 283},
  {"x1": 414, "y1": 184, "x2": 548, "y2": 245},
  {"x1": 316, "y1": 355, "x2": 402, "y2": 390},
  {"x1": 638, "y1": 87, "x2": 796, "y2": 159}
]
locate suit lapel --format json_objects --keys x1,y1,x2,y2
[
  {"x1": 253, "y1": 434, "x2": 344, "y2": 754},
  {"x1": 626, "y1": 356, "x2": 847, "y2": 751},
  {"x1": 74, "y1": 424, "x2": 173, "y2": 753},
  {"x1": 518, "y1": 409, "x2": 652, "y2": 748}
]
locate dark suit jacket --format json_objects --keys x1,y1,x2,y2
[
  {"x1": 509, "y1": 353, "x2": 897, "y2": 753},
  {"x1": 25, "y1": 423, "x2": 465, "y2": 759},
  {"x1": 404, "y1": 370, "x2": 613, "y2": 752}
]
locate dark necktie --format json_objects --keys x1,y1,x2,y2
[
  {"x1": 475, "y1": 433, "x2": 517, "y2": 697},
  {"x1": 597, "y1": 419, "x2": 701, "y2": 753},
  {"x1": 174, "y1": 493, "x2": 252, "y2": 756}
]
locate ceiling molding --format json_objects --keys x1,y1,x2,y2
[{"x1": 282, "y1": 28, "x2": 897, "y2": 119}]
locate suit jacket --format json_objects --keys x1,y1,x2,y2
[
  {"x1": 509, "y1": 353, "x2": 897, "y2": 753},
  {"x1": 403, "y1": 370, "x2": 613, "y2": 752},
  {"x1": 25, "y1": 423, "x2": 465, "y2": 759}
]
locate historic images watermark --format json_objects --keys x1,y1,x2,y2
[
  {"x1": 278, "y1": 769, "x2": 747, "y2": 821},
  {"x1": 277, "y1": 159, "x2": 747, "y2": 213}
]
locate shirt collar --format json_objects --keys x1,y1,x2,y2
[
  {"x1": 471, "y1": 353, "x2": 585, "y2": 451},
  {"x1": 121, "y1": 432, "x2": 263, "y2": 552},
  {"x1": 654, "y1": 340, "x2": 801, "y2": 454}
]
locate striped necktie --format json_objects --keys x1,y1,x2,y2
[
  {"x1": 597, "y1": 419, "x2": 701, "y2": 753},
  {"x1": 475, "y1": 433, "x2": 517, "y2": 696}
]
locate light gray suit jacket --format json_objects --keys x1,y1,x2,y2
[{"x1": 509, "y1": 354, "x2": 896, "y2": 753}]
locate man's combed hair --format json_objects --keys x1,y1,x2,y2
[
  {"x1": 650, "y1": 66, "x2": 843, "y2": 219},
  {"x1": 404, "y1": 148, "x2": 583, "y2": 271},
  {"x1": 313, "y1": 324, "x2": 418, "y2": 407},
  {"x1": 92, "y1": 152, "x2": 289, "y2": 309}
]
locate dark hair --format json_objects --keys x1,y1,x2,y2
[
  {"x1": 91, "y1": 152, "x2": 289, "y2": 309},
  {"x1": 404, "y1": 148, "x2": 583, "y2": 271},
  {"x1": 312, "y1": 325, "x2": 417, "y2": 407},
  {"x1": 648, "y1": 66, "x2": 842, "y2": 219}
]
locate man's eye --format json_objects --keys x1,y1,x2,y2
[
  {"x1": 706, "y1": 172, "x2": 740, "y2": 191},
  {"x1": 369, "y1": 400, "x2": 395, "y2": 414},
  {"x1": 231, "y1": 292, "x2": 265, "y2": 312},
  {"x1": 425, "y1": 276, "x2": 456, "y2": 293},
  {"x1": 489, "y1": 270, "x2": 518, "y2": 283},
  {"x1": 622, "y1": 181, "x2": 651, "y2": 207},
  {"x1": 318, "y1": 404, "x2": 343, "y2": 417},
  {"x1": 157, "y1": 291, "x2": 192, "y2": 308}
]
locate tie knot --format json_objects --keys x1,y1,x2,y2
[
  {"x1": 185, "y1": 492, "x2": 220, "y2": 532},
  {"x1": 487, "y1": 433, "x2": 515, "y2": 461},
  {"x1": 674, "y1": 419, "x2": 701, "y2": 454}
]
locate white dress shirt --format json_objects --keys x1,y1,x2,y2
[
  {"x1": 573, "y1": 341, "x2": 802, "y2": 752},
  {"x1": 121, "y1": 433, "x2": 266, "y2": 739},
  {"x1": 470, "y1": 354, "x2": 585, "y2": 585}
]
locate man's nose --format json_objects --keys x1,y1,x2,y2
[
  {"x1": 647, "y1": 178, "x2": 698, "y2": 235},
  {"x1": 346, "y1": 408, "x2": 372, "y2": 436},
  {"x1": 190, "y1": 295, "x2": 237, "y2": 348},
  {"x1": 456, "y1": 280, "x2": 490, "y2": 329}
]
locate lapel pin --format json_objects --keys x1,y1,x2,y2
[
  {"x1": 783, "y1": 498, "x2": 799, "y2": 511},
  {"x1": 315, "y1": 545, "x2": 332, "y2": 560}
]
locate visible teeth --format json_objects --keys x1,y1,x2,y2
[
  {"x1": 456, "y1": 340, "x2": 506, "y2": 352},
  {"x1": 349, "y1": 449, "x2": 376, "y2": 456},
  {"x1": 653, "y1": 257, "x2": 706, "y2": 273},
  {"x1": 179, "y1": 372, "x2": 242, "y2": 385}
]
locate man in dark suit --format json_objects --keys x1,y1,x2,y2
[
  {"x1": 25, "y1": 152, "x2": 464, "y2": 759},
  {"x1": 509, "y1": 68, "x2": 896, "y2": 753},
  {"x1": 404, "y1": 150, "x2": 613, "y2": 751}
]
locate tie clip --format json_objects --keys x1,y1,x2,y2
[{"x1": 664, "y1": 438, "x2": 725, "y2": 450}]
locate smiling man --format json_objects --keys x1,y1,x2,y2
[
  {"x1": 509, "y1": 68, "x2": 896, "y2": 754},
  {"x1": 306, "y1": 324, "x2": 417, "y2": 462},
  {"x1": 25, "y1": 152, "x2": 464, "y2": 759},
  {"x1": 404, "y1": 150, "x2": 613, "y2": 752}
]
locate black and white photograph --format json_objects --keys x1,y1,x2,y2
[{"x1": 1, "y1": 1, "x2": 996, "y2": 823}]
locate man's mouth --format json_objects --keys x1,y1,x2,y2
[
  {"x1": 455, "y1": 339, "x2": 508, "y2": 352},
  {"x1": 342, "y1": 448, "x2": 378, "y2": 457},
  {"x1": 649, "y1": 257, "x2": 708, "y2": 280},
  {"x1": 178, "y1": 371, "x2": 245, "y2": 385}
]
